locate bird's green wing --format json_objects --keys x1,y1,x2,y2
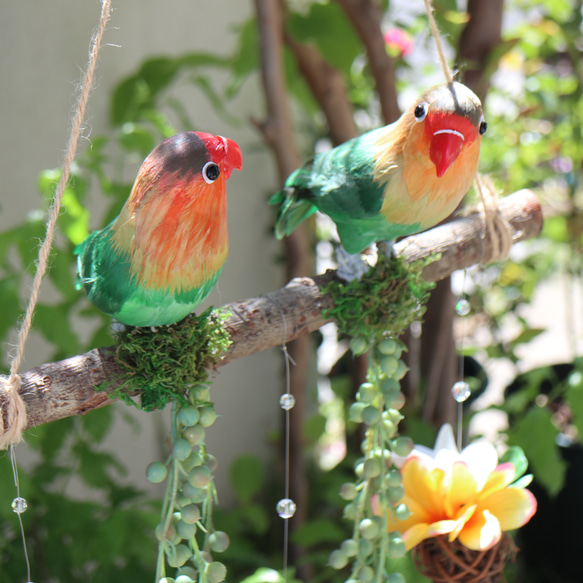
[
  {"x1": 272, "y1": 127, "x2": 422, "y2": 253},
  {"x1": 76, "y1": 221, "x2": 223, "y2": 327},
  {"x1": 75, "y1": 223, "x2": 133, "y2": 318}
]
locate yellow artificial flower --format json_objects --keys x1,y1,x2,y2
[{"x1": 386, "y1": 424, "x2": 537, "y2": 551}]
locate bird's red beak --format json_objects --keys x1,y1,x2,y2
[
  {"x1": 221, "y1": 137, "x2": 243, "y2": 179},
  {"x1": 430, "y1": 129, "x2": 465, "y2": 178}
]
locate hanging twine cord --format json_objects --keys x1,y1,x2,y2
[
  {"x1": 0, "y1": 0, "x2": 113, "y2": 449},
  {"x1": 423, "y1": 0, "x2": 513, "y2": 265},
  {"x1": 474, "y1": 173, "x2": 513, "y2": 263},
  {"x1": 423, "y1": 0, "x2": 453, "y2": 84}
]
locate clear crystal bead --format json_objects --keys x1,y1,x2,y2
[
  {"x1": 279, "y1": 393, "x2": 295, "y2": 410},
  {"x1": 455, "y1": 299, "x2": 471, "y2": 316},
  {"x1": 451, "y1": 381, "x2": 471, "y2": 403},
  {"x1": 276, "y1": 498, "x2": 296, "y2": 518},
  {"x1": 11, "y1": 497, "x2": 27, "y2": 514}
]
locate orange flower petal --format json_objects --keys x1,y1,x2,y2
[
  {"x1": 402, "y1": 519, "x2": 458, "y2": 551},
  {"x1": 445, "y1": 461, "x2": 478, "y2": 517},
  {"x1": 478, "y1": 463, "x2": 515, "y2": 500},
  {"x1": 402, "y1": 458, "x2": 447, "y2": 521},
  {"x1": 458, "y1": 509, "x2": 501, "y2": 550},
  {"x1": 480, "y1": 486, "x2": 538, "y2": 530},
  {"x1": 448, "y1": 504, "x2": 477, "y2": 542}
]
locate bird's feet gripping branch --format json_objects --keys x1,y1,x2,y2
[
  {"x1": 270, "y1": 82, "x2": 487, "y2": 279},
  {"x1": 76, "y1": 131, "x2": 242, "y2": 327}
]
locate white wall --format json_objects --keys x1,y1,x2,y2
[{"x1": 0, "y1": 1, "x2": 285, "y2": 505}]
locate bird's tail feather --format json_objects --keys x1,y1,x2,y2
[{"x1": 271, "y1": 186, "x2": 317, "y2": 239}]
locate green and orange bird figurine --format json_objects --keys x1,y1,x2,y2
[
  {"x1": 271, "y1": 82, "x2": 486, "y2": 257},
  {"x1": 76, "y1": 131, "x2": 242, "y2": 327}
]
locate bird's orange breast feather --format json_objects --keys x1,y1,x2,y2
[{"x1": 112, "y1": 174, "x2": 228, "y2": 293}]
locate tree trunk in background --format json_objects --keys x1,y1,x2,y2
[
  {"x1": 336, "y1": 0, "x2": 400, "y2": 124},
  {"x1": 254, "y1": 1, "x2": 313, "y2": 580},
  {"x1": 420, "y1": 280, "x2": 457, "y2": 425},
  {"x1": 458, "y1": 0, "x2": 504, "y2": 101}
]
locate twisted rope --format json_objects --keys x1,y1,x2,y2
[{"x1": 423, "y1": 0, "x2": 454, "y2": 84}]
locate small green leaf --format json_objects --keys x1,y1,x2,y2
[
  {"x1": 47, "y1": 247, "x2": 78, "y2": 298},
  {"x1": 566, "y1": 369, "x2": 583, "y2": 438},
  {"x1": 507, "y1": 406, "x2": 566, "y2": 496},
  {"x1": 188, "y1": 75, "x2": 241, "y2": 126},
  {"x1": 241, "y1": 502, "x2": 270, "y2": 535},
  {"x1": 82, "y1": 406, "x2": 115, "y2": 442},
  {"x1": 119, "y1": 123, "x2": 156, "y2": 157},
  {"x1": 226, "y1": 19, "x2": 259, "y2": 98},
  {"x1": 230, "y1": 453, "x2": 264, "y2": 503},
  {"x1": 303, "y1": 413, "x2": 327, "y2": 443},
  {"x1": 24, "y1": 416, "x2": 75, "y2": 467},
  {"x1": 508, "y1": 327, "x2": 545, "y2": 349},
  {"x1": 73, "y1": 441, "x2": 126, "y2": 488},
  {"x1": 500, "y1": 445, "x2": 529, "y2": 480},
  {"x1": 542, "y1": 215, "x2": 570, "y2": 243},
  {"x1": 287, "y1": 2, "x2": 361, "y2": 74},
  {"x1": 0, "y1": 276, "x2": 21, "y2": 341},
  {"x1": 510, "y1": 474, "x2": 534, "y2": 489},
  {"x1": 111, "y1": 57, "x2": 180, "y2": 125},
  {"x1": 35, "y1": 302, "x2": 81, "y2": 357},
  {"x1": 290, "y1": 517, "x2": 345, "y2": 546}
]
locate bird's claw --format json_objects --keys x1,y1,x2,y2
[
  {"x1": 336, "y1": 247, "x2": 374, "y2": 282},
  {"x1": 378, "y1": 240, "x2": 395, "y2": 258}
]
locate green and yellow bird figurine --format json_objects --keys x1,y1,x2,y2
[
  {"x1": 76, "y1": 131, "x2": 242, "y2": 327},
  {"x1": 271, "y1": 82, "x2": 486, "y2": 256}
]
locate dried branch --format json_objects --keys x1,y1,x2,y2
[
  {"x1": 284, "y1": 33, "x2": 357, "y2": 145},
  {"x1": 0, "y1": 189, "x2": 542, "y2": 435},
  {"x1": 336, "y1": 0, "x2": 400, "y2": 123},
  {"x1": 253, "y1": 3, "x2": 312, "y2": 574},
  {"x1": 253, "y1": 0, "x2": 301, "y2": 178}
]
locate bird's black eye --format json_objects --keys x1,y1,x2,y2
[
  {"x1": 414, "y1": 102, "x2": 428, "y2": 122},
  {"x1": 479, "y1": 119, "x2": 488, "y2": 135},
  {"x1": 202, "y1": 161, "x2": 220, "y2": 183}
]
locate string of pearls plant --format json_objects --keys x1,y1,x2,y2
[
  {"x1": 322, "y1": 254, "x2": 435, "y2": 583},
  {"x1": 108, "y1": 309, "x2": 232, "y2": 583},
  {"x1": 330, "y1": 337, "x2": 411, "y2": 583},
  {"x1": 147, "y1": 387, "x2": 230, "y2": 583}
]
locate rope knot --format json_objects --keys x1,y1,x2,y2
[
  {"x1": 0, "y1": 374, "x2": 27, "y2": 449},
  {"x1": 475, "y1": 174, "x2": 514, "y2": 264}
]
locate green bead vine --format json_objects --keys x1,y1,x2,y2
[
  {"x1": 323, "y1": 255, "x2": 435, "y2": 583},
  {"x1": 332, "y1": 338, "x2": 411, "y2": 583},
  {"x1": 148, "y1": 392, "x2": 230, "y2": 583},
  {"x1": 98, "y1": 308, "x2": 232, "y2": 582}
]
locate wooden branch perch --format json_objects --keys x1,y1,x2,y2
[{"x1": 0, "y1": 189, "x2": 542, "y2": 434}]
